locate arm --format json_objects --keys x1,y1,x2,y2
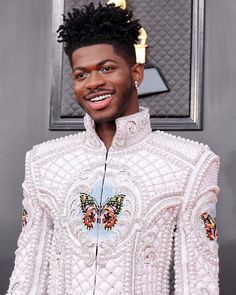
[
  {"x1": 7, "y1": 151, "x2": 53, "y2": 295},
  {"x1": 174, "y1": 150, "x2": 220, "y2": 295}
]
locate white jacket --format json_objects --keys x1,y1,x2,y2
[{"x1": 7, "y1": 107, "x2": 220, "y2": 295}]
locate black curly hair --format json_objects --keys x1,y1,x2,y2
[{"x1": 57, "y1": 2, "x2": 141, "y2": 66}]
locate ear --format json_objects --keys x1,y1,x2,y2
[{"x1": 131, "y1": 63, "x2": 144, "y2": 87}]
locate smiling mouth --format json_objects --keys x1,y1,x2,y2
[
  {"x1": 86, "y1": 93, "x2": 113, "y2": 110},
  {"x1": 89, "y1": 94, "x2": 112, "y2": 103}
]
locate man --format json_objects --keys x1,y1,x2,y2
[{"x1": 7, "y1": 3, "x2": 220, "y2": 295}]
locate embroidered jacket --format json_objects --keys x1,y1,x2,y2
[{"x1": 7, "y1": 107, "x2": 220, "y2": 295}]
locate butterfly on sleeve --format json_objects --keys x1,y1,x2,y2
[
  {"x1": 22, "y1": 208, "x2": 28, "y2": 227},
  {"x1": 80, "y1": 193, "x2": 125, "y2": 231},
  {"x1": 201, "y1": 212, "x2": 218, "y2": 241}
]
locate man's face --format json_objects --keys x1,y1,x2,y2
[{"x1": 71, "y1": 44, "x2": 142, "y2": 123}]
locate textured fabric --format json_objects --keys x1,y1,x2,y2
[{"x1": 7, "y1": 107, "x2": 220, "y2": 295}]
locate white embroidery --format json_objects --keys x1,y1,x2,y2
[{"x1": 7, "y1": 107, "x2": 220, "y2": 295}]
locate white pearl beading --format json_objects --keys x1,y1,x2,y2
[{"x1": 7, "y1": 108, "x2": 220, "y2": 295}]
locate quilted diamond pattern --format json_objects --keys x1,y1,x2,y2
[
  {"x1": 7, "y1": 114, "x2": 219, "y2": 295},
  {"x1": 72, "y1": 257, "x2": 95, "y2": 293},
  {"x1": 95, "y1": 259, "x2": 125, "y2": 294},
  {"x1": 198, "y1": 159, "x2": 219, "y2": 195},
  {"x1": 150, "y1": 131, "x2": 207, "y2": 165},
  {"x1": 190, "y1": 245, "x2": 219, "y2": 294},
  {"x1": 107, "y1": 147, "x2": 188, "y2": 210},
  {"x1": 39, "y1": 149, "x2": 105, "y2": 197},
  {"x1": 13, "y1": 244, "x2": 31, "y2": 282}
]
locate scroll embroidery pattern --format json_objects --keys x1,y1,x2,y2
[
  {"x1": 201, "y1": 212, "x2": 218, "y2": 241},
  {"x1": 80, "y1": 193, "x2": 125, "y2": 231}
]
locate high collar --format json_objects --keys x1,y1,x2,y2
[{"x1": 84, "y1": 107, "x2": 152, "y2": 150}]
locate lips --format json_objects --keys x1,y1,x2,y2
[
  {"x1": 84, "y1": 90, "x2": 114, "y2": 100},
  {"x1": 89, "y1": 93, "x2": 112, "y2": 102},
  {"x1": 84, "y1": 90, "x2": 114, "y2": 110}
]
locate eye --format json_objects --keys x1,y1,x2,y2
[
  {"x1": 73, "y1": 72, "x2": 88, "y2": 81},
  {"x1": 100, "y1": 66, "x2": 114, "y2": 73}
]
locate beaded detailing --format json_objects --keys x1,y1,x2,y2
[
  {"x1": 84, "y1": 115, "x2": 103, "y2": 149},
  {"x1": 84, "y1": 107, "x2": 152, "y2": 149},
  {"x1": 147, "y1": 131, "x2": 209, "y2": 165},
  {"x1": 7, "y1": 115, "x2": 220, "y2": 295},
  {"x1": 32, "y1": 133, "x2": 86, "y2": 162},
  {"x1": 174, "y1": 152, "x2": 220, "y2": 295}
]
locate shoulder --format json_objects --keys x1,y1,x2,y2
[
  {"x1": 147, "y1": 130, "x2": 219, "y2": 166},
  {"x1": 27, "y1": 132, "x2": 86, "y2": 162}
]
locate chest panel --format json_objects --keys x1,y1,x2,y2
[{"x1": 35, "y1": 147, "x2": 190, "y2": 265}]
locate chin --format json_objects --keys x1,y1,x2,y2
[
  {"x1": 88, "y1": 107, "x2": 121, "y2": 124},
  {"x1": 93, "y1": 113, "x2": 117, "y2": 124}
]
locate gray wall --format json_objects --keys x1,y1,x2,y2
[{"x1": 0, "y1": 0, "x2": 235, "y2": 294}]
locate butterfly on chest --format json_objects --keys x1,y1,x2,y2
[{"x1": 80, "y1": 193, "x2": 125, "y2": 231}]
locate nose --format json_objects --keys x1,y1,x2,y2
[{"x1": 85, "y1": 71, "x2": 106, "y2": 90}]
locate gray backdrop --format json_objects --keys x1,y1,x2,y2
[{"x1": 0, "y1": 0, "x2": 235, "y2": 294}]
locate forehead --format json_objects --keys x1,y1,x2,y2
[{"x1": 71, "y1": 44, "x2": 127, "y2": 68}]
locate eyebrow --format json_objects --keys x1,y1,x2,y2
[{"x1": 73, "y1": 59, "x2": 118, "y2": 72}]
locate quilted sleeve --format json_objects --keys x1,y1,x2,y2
[
  {"x1": 174, "y1": 150, "x2": 220, "y2": 295},
  {"x1": 7, "y1": 151, "x2": 53, "y2": 295}
]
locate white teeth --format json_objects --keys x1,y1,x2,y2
[{"x1": 90, "y1": 94, "x2": 111, "y2": 102}]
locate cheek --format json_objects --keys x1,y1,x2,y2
[
  {"x1": 116, "y1": 75, "x2": 131, "y2": 91},
  {"x1": 73, "y1": 83, "x2": 83, "y2": 98}
]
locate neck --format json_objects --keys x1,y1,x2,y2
[
  {"x1": 95, "y1": 121, "x2": 116, "y2": 150},
  {"x1": 84, "y1": 107, "x2": 152, "y2": 150},
  {"x1": 95, "y1": 100, "x2": 140, "y2": 149}
]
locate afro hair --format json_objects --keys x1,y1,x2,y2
[{"x1": 57, "y1": 2, "x2": 142, "y2": 66}]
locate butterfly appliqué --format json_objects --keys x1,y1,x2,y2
[
  {"x1": 80, "y1": 193, "x2": 125, "y2": 231},
  {"x1": 22, "y1": 208, "x2": 28, "y2": 227},
  {"x1": 201, "y1": 212, "x2": 218, "y2": 241}
]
